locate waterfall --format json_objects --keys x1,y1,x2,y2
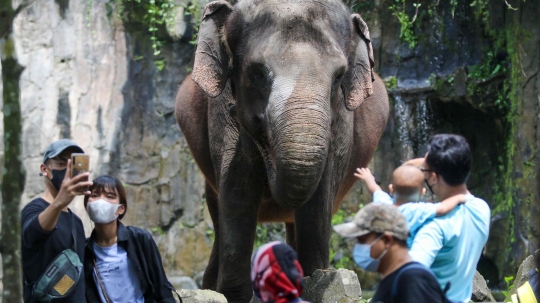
[{"x1": 393, "y1": 93, "x2": 433, "y2": 164}]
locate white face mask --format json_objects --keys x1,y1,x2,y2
[{"x1": 86, "y1": 199, "x2": 121, "y2": 224}]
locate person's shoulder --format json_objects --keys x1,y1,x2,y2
[
  {"x1": 396, "y1": 262, "x2": 441, "y2": 288},
  {"x1": 126, "y1": 225, "x2": 154, "y2": 241},
  {"x1": 21, "y1": 198, "x2": 48, "y2": 213},
  {"x1": 467, "y1": 195, "x2": 491, "y2": 210},
  {"x1": 399, "y1": 262, "x2": 434, "y2": 276}
]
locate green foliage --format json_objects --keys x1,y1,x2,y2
[
  {"x1": 329, "y1": 209, "x2": 358, "y2": 271},
  {"x1": 385, "y1": 76, "x2": 398, "y2": 90},
  {"x1": 467, "y1": 50, "x2": 509, "y2": 113},
  {"x1": 151, "y1": 226, "x2": 166, "y2": 236},
  {"x1": 254, "y1": 223, "x2": 285, "y2": 249},
  {"x1": 128, "y1": 0, "x2": 176, "y2": 56},
  {"x1": 388, "y1": 0, "x2": 419, "y2": 48},
  {"x1": 106, "y1": 0, "x2": 176, "y2": 69},
  {"x1": 502, "y1": 275, "x2": 514, "y2": 298},
  {"x1": 181, "y1": 1, "x2": 204, "y2": 45},
  {"x1": 206, "y1": 228, "x2": 215, "y2": 242},
  {"x1": 331, "y1": 208, "x2": 347, "y2": 226}
]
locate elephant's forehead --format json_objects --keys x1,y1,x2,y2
[
  {"x1": 235, "y1": 0, "x2": 349, "y2": 26},
  {"x1": 233, "y1": 0, "x2": 351, "y2": 53}
]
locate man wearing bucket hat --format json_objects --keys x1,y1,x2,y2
[
  {"x1": 333, "y1": 203, "x2": 449, "y2": 303},
  {"x1": 21, "y1": 139, "x2": 92, "y2": 302}
]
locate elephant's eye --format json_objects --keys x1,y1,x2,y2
[
  {"x1": 248, "y1": 65, "x2": 269, "y2": 89},
  {"x1": 332, "y1": 67, "x2": 346, "y2": 87},
  {"x1": 333, "y1": 74, "x2": 343, "y2": 87}
]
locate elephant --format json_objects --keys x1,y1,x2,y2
[{"x1": 174, "y1": 0, "x2": 389, "y2": 301}]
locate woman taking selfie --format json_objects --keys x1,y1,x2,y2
[{"x1": 84, "y1": 175, "x2": 178, "y2": 303}]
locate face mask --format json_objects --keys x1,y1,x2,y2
[
  {"x1": 86, "y1": 199, "x2": 121, "y2": 224},
  {"x1": 353, "y1": 235, "x2": 388, "y2": 272},
  {"x1": 48, "y1": 168, "x2": 66, "y2": 191}
]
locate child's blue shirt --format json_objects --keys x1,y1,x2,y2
[{"x1": 372, "y1": 190, "x2": 438, "y2": 247}]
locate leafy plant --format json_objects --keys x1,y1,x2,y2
[
  {"x1": 388, "y1": 0, "x2": 419, "y2": 48},
  {"x1": 502, "y1": 275, "x2": 514, "y2": 297},
  {"x1": 385, "y1": 76, "x2": 398, "y2": 89},
  {"x1": 182, "y1": 1, "x2": 204, "y2": 45}
]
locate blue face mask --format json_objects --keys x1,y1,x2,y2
[{"x1": 353, "y1": 235, "x2": 388, "y2": 272}]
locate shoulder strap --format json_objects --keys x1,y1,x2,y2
[
  {"x1": 71, "y1": 211, "x2": 77, "y2": 251},
  {"x1": 391, "y1": 263, "x2": 435, "y2": 298},
  {"x1": 93, "y1": 257, "x2": 112, "y2": 303}
]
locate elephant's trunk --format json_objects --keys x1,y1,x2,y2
[{"x1": 266, "y1": 77, "x2": 331, "y2": 208}]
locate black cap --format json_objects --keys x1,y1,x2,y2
[{"x1": 42, "y1": 139, "x2": 84, "y2": 163}]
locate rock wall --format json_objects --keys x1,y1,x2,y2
[{"x1": 1, "y1": 0, "x2": 539, "y2": 294}]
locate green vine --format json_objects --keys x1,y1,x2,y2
[
  {"x1": 126, "y1": 0, "x2": 176, "y2": 56},
  {"x1": 182, "y1": 1, "x2": 204, "y2": 45},
  {"x1": 388, "y1": 0, "x2": 419, "y2": 48}
]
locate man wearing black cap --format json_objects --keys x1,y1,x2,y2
[{"x1": 21, "y1": 139, "x2": 92, "y2": 302}]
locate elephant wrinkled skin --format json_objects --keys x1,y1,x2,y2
[{"x1": 174, "y1": 0, "x2": 389, "y2": 301}]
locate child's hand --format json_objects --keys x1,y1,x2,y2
[
  {"x1": 354, "y1": 167, "x2": 375, "y2": 182},
  {"x1": 457, "y1": 194, "x2": 467, "y2": 204},
  {"x1": 355, "y1": 167, "x2": 381, "y2": 194}
]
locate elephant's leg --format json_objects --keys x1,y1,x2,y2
[
  {"x1": 285, "y1": 223, "x2": 296, "y2": 250},
  {"x1": 294, "y1": 173, "x2": 333, "y2": 276},
  {"x1": 216, "y1": 138, "x2": 264, "y2": 302},
  {"x1": 202, "y1": 181, "x2": 219, "y2": 290}
]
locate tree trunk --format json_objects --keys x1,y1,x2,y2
[{"x1": 1, "y1": 0, "x2": 25, "y2": 301}]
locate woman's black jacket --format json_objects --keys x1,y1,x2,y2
[{"x1": 84, "y1": 221, "x2": 177, "y2": 303}]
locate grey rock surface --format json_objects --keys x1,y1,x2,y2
[
  {"x1": 506, "y1": 250, "x2": 539, "y2": 301},
  {"x1": 302, "y1": 269, "x2": 363, "y2": 303},
  {"x1": 178, "y1": 289, "x2": 228, "y2": 303},
  {"x1": 170, "y1": 276, "x2": 199, "y2": 290},
  {"x1": 471, "y1": 271, "x2": 496, "y2": 302}
]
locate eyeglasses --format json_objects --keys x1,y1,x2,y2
[{"x1": 419, "y1": 166, "x2": 434, "y2": 173}]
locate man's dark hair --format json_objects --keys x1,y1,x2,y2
[{"x1": 425, "y1": 134, "x2": 471, "y2": 186}]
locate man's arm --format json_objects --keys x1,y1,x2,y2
[
  {"x1": 38, "y1": 160, "x2": 92, "y2": 231},
  {"x1": 354, "y1": 167, "x2": 382, "y2": 193},
  {"x1": 409, "y1": 220, "x2": 444, "y2": 267},
  {"x1": 436, "y1": 194, "x2": 466, "y2": 216},
  {"x1": 402, "y1": 158, "x2": 425, "y2": 168}
]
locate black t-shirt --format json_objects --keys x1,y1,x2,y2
[
  {"x1": 21, "y1": 198, "x2": 87, "y2": 303},
  {"x1": 371, "y1": 262, "x2": 448, "y2": 303}
]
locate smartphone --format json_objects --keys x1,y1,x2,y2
[{"x1": 71, "y1": 153, "x2": 89, "y2": 178}]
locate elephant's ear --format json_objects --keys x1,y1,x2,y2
[
  {"x1": 341, "y1": 14, "x2": 374, "y2": 111},
  {"x1": 191, "y1": 0, "x2": 233, "y2": 98}
]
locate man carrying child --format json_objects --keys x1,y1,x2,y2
[
  {"x1": 355, "y1": 164, "x2": 465, "y2": 247},
  {"x1": 353, "y1": 134, "x2": 490, "y2": 303},
  {"x1": 405, "y1": 134, "x2": 491, "y2": 303}
]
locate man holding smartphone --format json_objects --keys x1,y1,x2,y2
[{"x1": 21, "y1": 139, "x2": 92, "y2": 303}]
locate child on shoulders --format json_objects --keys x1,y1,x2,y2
[{"x1": 355, "y1": 165, "x2": 466, "y2": 246}]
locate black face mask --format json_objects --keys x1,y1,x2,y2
[{"x1": 48, "y1": 168, "x2": 66, "y2": 191}]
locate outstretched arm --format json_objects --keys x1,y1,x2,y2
[
  {"x1": 435, "y1": 194, "x2": 466, "y2": 216},
  {"x1": 403, "y1": 158, "x2": 425, "y2": 168},
  {"x1": 354, "y1": 167, "x2": 382, "y2": 194}
]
